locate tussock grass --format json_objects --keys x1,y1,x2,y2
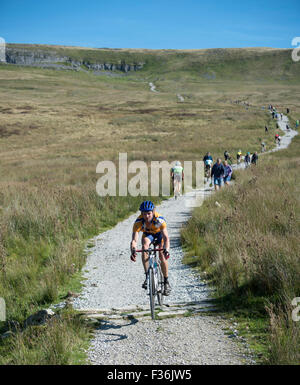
[
  {"x1": 266, "y1": 299, "x2": 300, "y2": 365},
  {"x1": 0, "y1": 310, "x2": 92, "y2": 365},
  {"x1": 0, "y1": 182, "x2": 144, "y2": 322}
]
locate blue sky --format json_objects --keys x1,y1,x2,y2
[{"x1": 1, "y1": 0, "x2": 299, "y2": 49}]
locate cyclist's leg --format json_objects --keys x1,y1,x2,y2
[
  {"x1": 159, "y1": 250, "x2": 168, "y2": 279},
  {"x1": 154, "y1": 233, "x2": 168, "y2": 279},
  {"x1": 141, "y1": 234, "x2": 152, "y2": 273},
  {"x1": 156, "y1": 235, "x2": 171, "y2": 296}
]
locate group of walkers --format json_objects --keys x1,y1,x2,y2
[
  {"x1": 131, "y1": 105, "x2": 299, "y2": 296},
  {"x1": 170, "y1": 105, "x2": 295, "y2": 195},
  {"x1": 269, "y1": 105, "x2": 286, "y2": 120},
  {"x1": 129, "y1": 105, "x2": 296, "y2": 299},
  {"x1": 264, "y1": 105, "x2": 294, "y2": 149},
  {"x1": 203, "y1": 151, "x2": 232, "y2": 191},
  {"x1": 203, "y1": 150, "x2": 258, "y2": 190},
  {"x1": 208, "y1": 156, "x2": 232, "y2": 190}
]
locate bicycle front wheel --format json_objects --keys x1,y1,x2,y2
[
  {"x1": 149, "y1": 268, "x2": 155, "y2": 320},
  {"x1": 157, "y1": 265, "x2": 164, "y2": 307}
]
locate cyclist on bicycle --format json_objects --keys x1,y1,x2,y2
[
  {"x1": 171, "y1": 161, "x2": 184, "y2": 197},
  {"x1": 203, "y1": 152, "x2": 213, "y2": 163},
  {"x1": 277, "y1": 136, "x2": 281, "y2": 146},
  {"x1": 237, "y1": 150, "x2": 242, "y2": 164},
  {"x1": 203, "y1": 152, "x2": 213, "y2": 178},
  {"x1": 130, "y1": 201, "x2": 171, "y2": 296}
]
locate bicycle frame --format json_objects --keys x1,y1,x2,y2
[
  {"x1": 135, "y1": 246, "x2": 164, "y2": 319},
  {"x1": 204, "y1": 164, "x2": 212, "y2": 182}
]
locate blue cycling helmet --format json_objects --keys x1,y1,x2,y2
[{"x1": 139, "y1": 200, "x2": 155, "y2": 212}]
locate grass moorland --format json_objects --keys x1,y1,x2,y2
[{"x1": 0, "y1": 45, "x2": 299, "y2": 364}]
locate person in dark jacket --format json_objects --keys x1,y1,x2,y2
[
  {"x1": 211, "y1": 158, "x2": 225, "y2": 190},
  {"x1": 244, "y1": 152, "x2": 251, "y2": 168},
  {"x1": 251, "y1": 151, "x2": 258, "y2": 165},
  {"x1": 224, "y1": 150, "x2": 229, "y2": 161},
  {"x1": 203, "y1": 152, "x2": 213, "y2": 163}
]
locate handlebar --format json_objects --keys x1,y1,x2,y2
[{"x1": 135, "y1": 248, "x2": 164, "y2": 253}]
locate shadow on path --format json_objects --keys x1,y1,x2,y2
[{"x1": 94, "y1": 318, "x2": 140, "y2": 343}]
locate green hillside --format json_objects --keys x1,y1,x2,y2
[{"x1": 7, "y1": 43, "x2": 300, "y2": 82}]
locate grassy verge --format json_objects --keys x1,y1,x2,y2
[
  {"x1": 0, "y1": 309, "x2": 93, "y2": 365},
  {"x1": 181, "y1": 134, "x2": 300, "y2": 364},
  {"x1": 0, "y1": 178, "x2": 158, "y2": 363}
]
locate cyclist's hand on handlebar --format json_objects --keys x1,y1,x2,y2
[
  {"x1": 163, "y1": 248, "x2": 170, "y2": 259},
  {"x1": 130, "y1": 248, "x2": 137, "y2": 262}
]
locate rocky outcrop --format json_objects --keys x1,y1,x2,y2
[
  {"x1": 23, "y1": 308, "x2": 56, "y2": 328},
  {"x1": 5, "y1": 47, "x2": 145, "y2": 72},
  {"x1": 6, "y1": 48, "x2": 68, "y2": 65}
]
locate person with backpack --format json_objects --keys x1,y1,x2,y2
[
  {"x1": 251, "y1": 151, "x2": 258, "y2": 165},
  {"x1": 223, "y1": 160, "x2": 233, "y2": 185},
  {"x1": 224, "y1": 150, "x2": 230, "y2": 161},
  {"x1": 171, "y1": 161, "x2": 184, "y2": 198},
  {"x1": 244, "y1": 152, "x2": 251, "y2": 168}
]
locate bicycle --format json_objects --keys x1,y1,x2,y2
[
  {"x1": 135, "y1": 245, "x2": 164, "y2": 320},
  {"x1": 204, "y1": 164, "x2": 211, "y2": 182},
  {"x1": 227, "y1": 156, "x2": 233, "y2": 165}
]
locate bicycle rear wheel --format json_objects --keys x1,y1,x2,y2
[{"x1": 149, "y1": 268, "x2": 155, "y2": 320}]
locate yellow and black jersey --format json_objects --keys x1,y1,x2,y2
[{"x1": 133, "y1": 212, "x2": 167, "y2": 234}]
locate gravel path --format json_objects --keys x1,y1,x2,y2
[
  {"x1": 88, "y1": 316, "x2": 253, "y2": 365},
  {"x1": 72, "y1": 187, "x2": 214, "y2": 310},
  {"x1": 72, "y1": 112, "x2": 297, "y2": 365}
]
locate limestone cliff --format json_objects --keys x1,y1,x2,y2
[{"x1": 5, "y1": 45, "x2": 145, "y2": 72}]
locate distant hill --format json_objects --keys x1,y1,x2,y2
[{"x1": 5, "y1": 43, "x2": 300, "y2": 82}]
